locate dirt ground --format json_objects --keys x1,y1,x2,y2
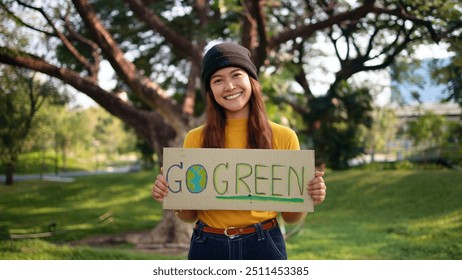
[{"x1": 70, "y1": 230, "x2": 189, "y2": 257}]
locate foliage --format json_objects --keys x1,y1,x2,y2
[
  {"x1": 429, "y1": 38, "x2": 462, "y2": 106},
  {"x1": 308, "y1": 82, "x2": 374, "y2": 169},
  {"x1": 85, "y1": 107, "x2": 138, "y2": 157},
  {"x1": 406, "y1": 111, "x2": 447, "y2": 147},
  {"x1": 407, "y1": 144, "x2": 462, "y2": 168},
  {"x1": 0, "y1": 151, "x2": 91, "y2": 175},
  {"x1": 261, "y1": 64, "x2": 375, "y2": 168},
  {"x1": 389, "y1": 58, "x2": 426, "y2": 104},
  {"x1": 363, "y1": 107, "x2": 398, "y2": 154},
  {"x1": 0, "y1": 66, "x2": 67, "y2": 184},
  {"x1": 259, "y1": 68, "x2": 307, "y2": 142},
  {"x1": 349, "y1": 160, "x2": 451, "y2": 171},
  {"x1": 1, "y1": 0, "x2": 461, "y2": 171},
  {"x1": 0, "y1": 105, "x2": 138, "y2": 176}
]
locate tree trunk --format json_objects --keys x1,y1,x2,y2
[
  {"x1": 144, "y1": 132, "x2": 193, "y2": 245},
  {"x1": 128, "y1": 211, "x2": 193, "y2": 247},
  {"x1": 5, "y1": 162, "x2": 14, "y2": 185}
]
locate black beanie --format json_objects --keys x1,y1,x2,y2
[{"x1": 201, "y1": 42, "x2": 258, "y2": 91}]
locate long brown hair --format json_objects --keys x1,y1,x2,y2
[{"x1": 202, "y1": 77, "x2": 273, "y2": 149}]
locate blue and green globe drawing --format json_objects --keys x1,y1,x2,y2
[{"x1": 186, "y1": 164, "x2": 207, "y2": 193}]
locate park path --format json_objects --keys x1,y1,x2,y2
[{"x1": 0, "y1": 165, "x2": 141, "y2": 183}]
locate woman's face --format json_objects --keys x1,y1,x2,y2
[{"x1": 209, "y1": 67, "x2": 252, "y2": 119}]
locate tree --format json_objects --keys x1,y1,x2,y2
[
  {"x1": 406, "y1": 111, "x2": 452, "y2": 165},
  {"x1": 26, "y1": 104, "x2": 137, "y2": 175},
  {"x1": 86, "y1": 106, "x2": 137, "y2": 163},
  {"x1": 363, "y1": 107, "x2": 398, "y2": 162},
  {"x1": 407, "y1": 111, "x2": 447, "y2": 147},
  {"x1": 430, "y1": 37, "x2": 462, "y2": 107},
  {"x1": 1, "y1": 0, "x2": 461, "y2": 244},
  {"x1": 0, "y1": 66, "x2": 65, "y2": 184},
  {"x1": 48, "y1": 106, "x2": 92, "y2": 173}
]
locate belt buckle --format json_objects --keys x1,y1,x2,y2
[{"x1": 224, "y1": 227, "x2": 238, "y2": 238}]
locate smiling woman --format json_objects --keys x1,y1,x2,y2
[
  {"x1": 152, "y1": 42, "x2": 327, "y2": 260},
  {"x1": 209, "y1": 67, "x2": 253, "y2": 119}
]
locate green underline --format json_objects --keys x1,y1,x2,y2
[{"x1": 216, "y1": 195, "x2": 304, "y2": 203}]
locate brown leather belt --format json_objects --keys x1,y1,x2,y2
[{"x1": 195, "y1": 218, "x2": 278, "y2": 237}]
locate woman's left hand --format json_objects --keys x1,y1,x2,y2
[{"x1": 307, "y1": 171, "x2": 327, "y2": 205}]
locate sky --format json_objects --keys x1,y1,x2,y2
[
  {"x1": 392, "y1": 58, "x2": 450, "y2": 105},
  {"x1": 390, "y1": 44, "x2": 453, "y2": 105},
  {"x1": 70, "y1": 60, "x2": 114, "y2": 109}
]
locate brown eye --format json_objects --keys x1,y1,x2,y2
[{"x1": 211, "y1": 78, "x2": 222, "y2": 84}]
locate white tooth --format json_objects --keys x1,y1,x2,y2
[{"x1": 225, "y1": 93, "x2": 241, "y2": 100}]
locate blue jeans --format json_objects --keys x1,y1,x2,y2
[{"x1": 188, "y1": 221, "x2": 287, "y2": 260}]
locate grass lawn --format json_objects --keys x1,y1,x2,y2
[
  {"x1": 0, "y1": 171, "x2": 178, "y2": 260},
  {"x1": 0, "y1": 169, "x2": 461, "y2": 260},
  {"x1": 287, "y1": 169, "x2": 462, "y2": 259}
]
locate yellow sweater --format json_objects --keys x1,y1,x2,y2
[{"x1": 183, "y1": 118, "x2": 300, "y2": 228}]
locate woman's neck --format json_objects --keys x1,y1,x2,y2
[{"x1": 225, "y1": 104, "x2": 250, "y2": 119}]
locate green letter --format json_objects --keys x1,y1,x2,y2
[
  {"x1": 236, "y1": 163, "x2": 252, "y2": 194},
  {"x1": 271, "y1": 164, "x2": 284, "y2": 196},
  {"x1": 255, "y1": 164, "x2": 268, "y2": 195},
  {"x1": 288, "y1": 166, "x2": 305, "y2": 196},
  {"x1": 213, "y1": 163, "x2": 229, "y2": 195}
]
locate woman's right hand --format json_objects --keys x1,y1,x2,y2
[{"x1": 151, "y1": 168, "x2": 169, "y2": 203}]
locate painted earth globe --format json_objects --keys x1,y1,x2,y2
[{"x1": 186, "y1": 164, "x2": 207, "y2": 193}]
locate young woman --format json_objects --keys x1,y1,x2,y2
[{"x1": 152, "y1": 42, "x2": 327, "y2": 260}]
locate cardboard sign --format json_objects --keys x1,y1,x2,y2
[{"x1": 162, "y1": 148, "x2": 315, "y2": 212}]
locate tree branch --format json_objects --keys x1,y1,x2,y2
[
  {"x1": 371, "y1": 5, "x2": 440, "y2": 43},
  {"x1": 0, "y1": 47, "x2": 173, "y2": 149},
  {"x1": 124, "y1": 0, "x2": 202, "y2": 67},
  {"x1": 182, "y1": 64, "x2": 199, "y2": 116},
  {"x1": 72, "y1": 0, "x2": 188, "y2": 135},
  {"x1": 243, "y1": 0, "x2": 268, "y2": 69},
  {"x1": 0, "y1": 2, "x2": 55, "y2": 37},
  {"x1": 64, "y1": 5, "x2": 100, "y2": 81},
  {"x1": 293, "y1": 40, "x2": 314, "y2": 98},
  {"x1": 328, "y1": 24, "x2": 414, "y2": 94},
  {"x1": 193, "y1": 0, "x2": 209, "y2": 27},
  {"x1": 15, "y1": 0, "x2": 95, "y2": 79},
  {"x1": 269, "y1": 0, "x2": 376, "y2": 48}
]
